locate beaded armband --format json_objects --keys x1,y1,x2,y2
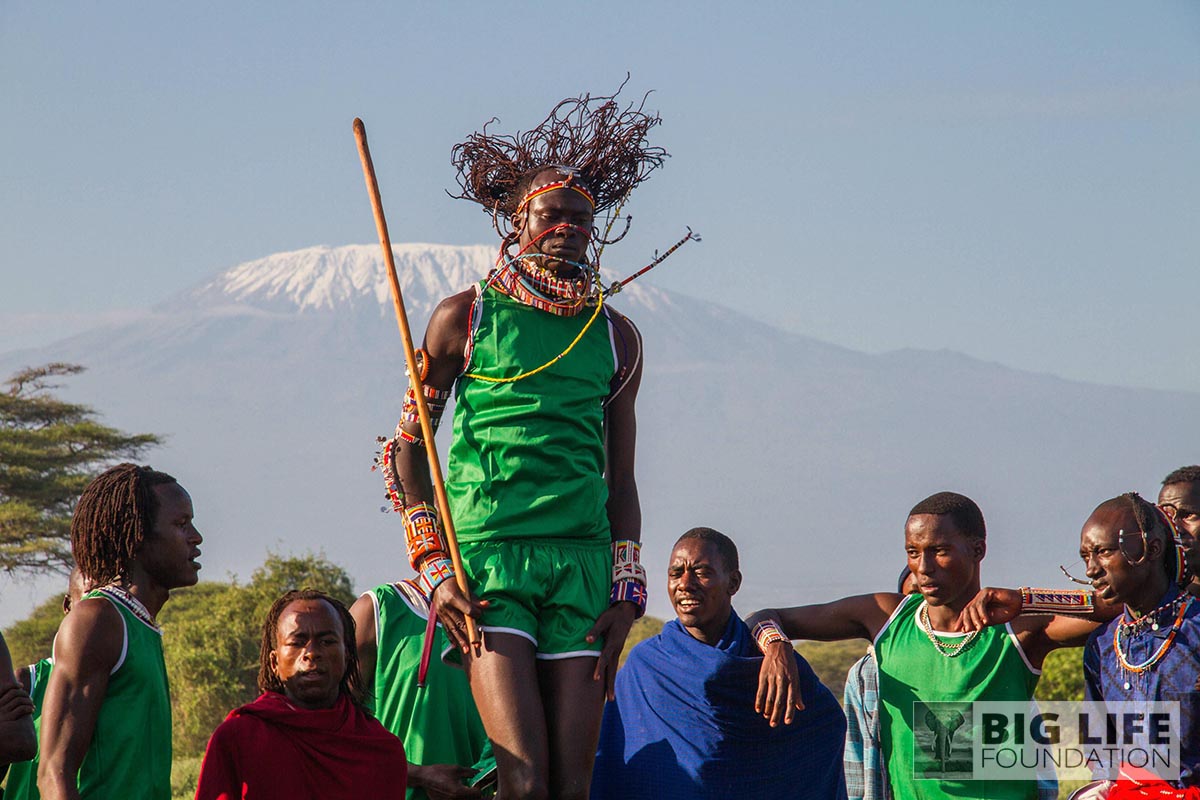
[
  {"x1": 373, "y1": 436, "x2": 406, "y2": 512},
  {"x1": 752, "y1": 619, "x2": 789, "y2": 651},
  {"x1": 402, "y1": 502, "x2": 448, "y2": 570},
  {"x1": 415, "y1": 554, "x2": 456, "y2": 596},
  {"x1": 400, "y1": 384, "x2": 452, "y2": 429},
  {"x1": 609, "y1": 539, "x2": 648, "y2": 618},
  {"x1": 1019, "y1": 587, "x2": 1095, "y2": 615}
]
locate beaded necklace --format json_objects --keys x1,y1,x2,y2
[
  {"x1": 919, "y1": 602, "x2": 979, "y2": 658},
  {"x1": 97, "y1": 584, "x2": 161, "y2": 633},
  {"x1": 1117, "y1": 592, "x2": 1187, "y2": 637},
  {"x1": 1113, "y1": 594, "x2": 1192, "y2": 676},
  {"x1": 490, "y1": 252, "x2": 596, "y2": 317}
]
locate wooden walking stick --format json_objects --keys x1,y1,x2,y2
[{"x1": 353, "y1": 119, "x2": 481, "y2": 678}]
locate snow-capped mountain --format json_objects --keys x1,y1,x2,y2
[{"x1": 2, "y1": 244, "x2": 1197, "y2": 625}]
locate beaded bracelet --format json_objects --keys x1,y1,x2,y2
[
  {"x1": 752, "y1": 619, "x2": 789, "y2": 651},
  {"x1": 1019, "y1": 587, "x2": 1095, "y2": 615},
  {"x1": 611, "y1": 539, "x2": 647, "y2": 585},
  {"x1": 402, "y1": 502, "x2": 448, "y2": 570},
  {"x1": 609, "y1": 539, "x2": 647, "y2": 617},
  {"x1": 400, "y1": 384, "x2": 452, "y2": 428},
  {"x1": 415, "y1": 554, "x2": 456, "y2": 596},
  {"x1": 610, "y1": 578, "x2": 648, "y2": 618}
]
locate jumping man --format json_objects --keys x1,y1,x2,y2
[{"x1": 379, "y1": 87, "x2": 670, "y2": 799}]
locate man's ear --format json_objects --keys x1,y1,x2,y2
[
  {"x1": 728, "y1": 569, "x2": 742, "y2": 596},
  {"x1": 973, "y1": 539, "x2": 987, "y2": 563},
  {"x1": 269, "y1": 649, "x2": 279, "y2": 677}
]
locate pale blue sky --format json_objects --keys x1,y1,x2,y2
[{"x1": 2, "y1": 2, "x2": 1198, "y2": 391}]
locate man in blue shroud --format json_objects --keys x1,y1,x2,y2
[{"x1": 591, "y1": 527, "x2": 848, "y2": 799}]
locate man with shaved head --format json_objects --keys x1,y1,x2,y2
[
  {"x1": 592, "y1": 528, "x2": 847, "y2": 799},
  {"x1": 1159, "y1": 466, "x2": 1200, "y2": 597}
]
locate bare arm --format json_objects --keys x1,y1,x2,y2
[
  {"x1": 391, "y1": 291, "x2": 488, "y2": 653},
  {"x1": 38, "y1": 598, "x2": 123, "y2": 800},
  {"x1": 586, "y1": 311, "x2": 644, "y2": 699},
  {"x1": 747, "y1": 593, "x2": 901, "y2": 728},
  {"x1": 960, "y1": 586, "x2": 1115, "y2": 669},
  {"x1": 0, "y1": 632, "x2": 35, "y2": 765},
  {"x1": 747, "y1": 592, "x2": 903, "y2": 644},
  {"x1": 349, "y1": 594, "x2": 377, "y2": 695}
]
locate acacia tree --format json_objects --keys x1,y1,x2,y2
[{"x1": 0, "y1": 362, "x2": 160, "y2": 573}]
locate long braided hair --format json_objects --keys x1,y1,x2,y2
[
  {"x1": 450, "y1": 78, "x2": 668, "y2": 235},
  {"x1": 258, "y1": 589, "x2": 367, "y2": 709},
  {"x1": 71, "y1": 463, "x2": 178, "y2": 586}
]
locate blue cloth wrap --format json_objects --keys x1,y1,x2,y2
[{"x1": 592, "y1": 612, "x2": 848, "y2": 799}]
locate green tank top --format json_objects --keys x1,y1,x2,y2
[
  {"x1": 447, "y1": 284, "x2": 616, "y2": 544},
  {"x1": 71, "y1": 589, "x2": 172, "y2": 800},
  {"x1": 875, "y1": 594, "x2": 1039, "y2": 800},
  {"x1": 367, "y1": 583, "x2": 493, "y2": 800},
  {"x1": 2, "y1": 658, "x2": 52, "y2": 800}
]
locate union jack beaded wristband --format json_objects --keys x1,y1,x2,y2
[{"x1": 610, "y1": 539, "x2": 648, "y2": 618}]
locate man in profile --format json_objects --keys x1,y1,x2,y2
[
  {"x1": 39, "y1": 463, "x2": 202, "y2": 800},
  {"x1": 1159, "y1": 465, "x2": 1200, "y2": 596},
  {"x1": 195, "y1": 589, "x2": 407, "y2": 800},
  {"x1": 591, "y1": 527, "x2": 847, "y2": 799}
]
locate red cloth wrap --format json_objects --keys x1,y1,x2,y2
[{"x1": 195, "y1": 691, "x2": 407, "y2": 800}]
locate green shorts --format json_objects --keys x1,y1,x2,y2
[{"x1": 459, "y1": 539, "x2": 610, "y2": 659}]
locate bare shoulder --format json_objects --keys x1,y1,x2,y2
[
  {"x1": 349, "y1": 593, "x2": 376, "y2": 641},
  {"x1": 605, "y1": 304, "x2": 640, "y2": 341},
  {"x1": 54, "y1": 595, "x2": 124, "y2": 672},
  {"x1": 423, "y1": 289, "x2": 476, "y2": 358}
]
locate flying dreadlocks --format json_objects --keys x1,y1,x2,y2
[{"x1": 379, "y1": 82, "x2": 682, "y2": 800}]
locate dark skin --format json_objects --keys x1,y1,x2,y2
[
  {"x1": 0, "y1": 631, "x2": 36, "y2": 766},
  {"x1": 963, "y1": 501, "x2": 1162, "y2": 635},
  {"x1": 39, "y1": 483, "x2": 202, "y2": 800},
  {"x1": 17, "y1": 568, "x2": 91, "y2": 696},
  {"x1": 1159, "y1": 481, "x2": 1200, "y2": 597},
  {"x1": 350, "y1": 592, "x2": 483, "y2": 800},
  {"x1": 270, "y1": 599, "x2": 346, "y2": 711},
  {"x1": 747, "y1": 512, "x2": 1096, "y2": 728},
  {"x1": 667, "y1": 538, "x2": 742, "y2": 646},
  {"x1": 394, "y1": 168, "x2": 642, "y2": 800}
]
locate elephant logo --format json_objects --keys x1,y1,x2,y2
[{"x1": 923, "y1": 708, "x2": 967, "y2": 772}]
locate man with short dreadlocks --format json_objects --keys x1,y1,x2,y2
[
  {"x1": 37, "y1": 464, "x2": 203, "y2": 800},
  {"x1": 379, "y1": 87, "x2": 671, "y2": 800}
]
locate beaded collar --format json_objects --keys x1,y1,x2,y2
[
  {"x1": 97, "y1": 584, "x2": 162, "y2": 633},
  {"x1": 490, "y1": 254, "x2": 596, "y2": 317}
]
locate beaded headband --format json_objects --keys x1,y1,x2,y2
[{"x1": 514, "y1": 168, "x2": 596, "y2": 216}]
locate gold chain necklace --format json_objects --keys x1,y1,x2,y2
[{"x1": 919, "y1": 602, "x2": 978, "y2": 658}]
